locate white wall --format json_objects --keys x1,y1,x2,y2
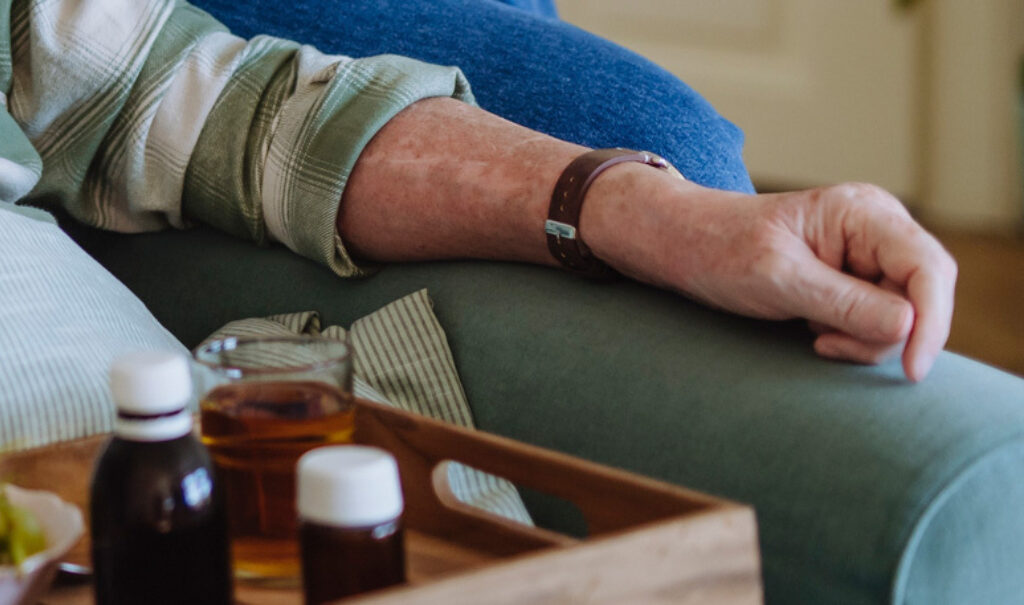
[{"x1": 921, "y1": 0, "x2": 1024, "y2": 230}]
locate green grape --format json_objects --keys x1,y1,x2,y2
[{"x1": 0, "y1": 487, "x2": 47, "y2": 567}]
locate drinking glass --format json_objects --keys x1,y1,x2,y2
[{"x1": 193, "y1": 336, "x2": 353, "y2": 584}]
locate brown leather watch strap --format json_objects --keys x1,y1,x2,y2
[{"x1": 545, "y1": 148, "x2": 681, "y2": 278}]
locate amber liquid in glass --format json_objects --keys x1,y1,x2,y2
[{"x1": 200, "y1": 381, "x2": 355, "y2": 581}]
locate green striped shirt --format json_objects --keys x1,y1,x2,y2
[{"x1": 1, "y1": 0, "x2": 474, "y2": 274}]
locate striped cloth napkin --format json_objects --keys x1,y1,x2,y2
[{"x1": 194, "y1": 290, "x2": 532, "y2": 524}]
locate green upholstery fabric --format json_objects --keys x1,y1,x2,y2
[{"x1": 64, "y1": 221, "x2": 1024, "y2": 605}]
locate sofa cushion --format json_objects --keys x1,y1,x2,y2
[{"x1": 66, "y1": 222, "x2": 1024, "y2": 605}]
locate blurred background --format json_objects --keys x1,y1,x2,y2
[{"x1": 558, "y1": 0, "x2": 1024, "y2": 377}]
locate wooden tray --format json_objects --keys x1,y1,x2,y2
[{"x1": 2, "y1": 398, "x2": 763, "y2": 604}]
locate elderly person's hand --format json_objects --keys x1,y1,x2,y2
[
  {"x1": 584, "y1": 176, "x2": 957, "y2": 382},
  {"x1": 340, "y1": 98, "x2": 956, "y2": 382}
]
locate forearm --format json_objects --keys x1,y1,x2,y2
[
  {"x1": 338, "y1": 96, "x2": 779, "y2": 309},
  {"x1": 338, "y1": 96, "x2": 701, "y2": 269},
  {"x1": 339, "y1": 97, "x2": 575, "y2": 266}
]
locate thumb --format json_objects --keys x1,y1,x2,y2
[{"x1": 791, "y1": 258, "x2": 914, "y2": 344}]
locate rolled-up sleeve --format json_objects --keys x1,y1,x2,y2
[
  {"x1": 4, "y1": 0, "x2": 474, "y2": 277},
  {"x1": 183, "y1": 41, "x2": 475, "y2": 277}
]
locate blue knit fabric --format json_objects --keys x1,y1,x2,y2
[
  {"x1": 190, "y1": 0, "x2": 754, "y2": 193},
  {"x1": 490, "y1": 0, "x2": 558, "y2": 18}
]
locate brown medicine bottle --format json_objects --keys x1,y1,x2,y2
[
  {"x1": 90, "y1": 351, "x2": 233, "y2": 605},
  {"x1": 298, "y1": 446, "x2": 406, "y2": 604}
]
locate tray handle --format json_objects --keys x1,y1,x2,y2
[{"x1": 352, "y1": 398, "x2": 722, "y2": 555}]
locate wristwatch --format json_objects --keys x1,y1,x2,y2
[{"x1": 545, "y1": 148, "x2": 683, "y2": 278}]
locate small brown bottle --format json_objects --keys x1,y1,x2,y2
[
  {"x1": 91, "y1": 351, "x2": 232, "y2": 605},
  {"x1": 297, "y1": 446, "x2": 406, "y2": 604}
]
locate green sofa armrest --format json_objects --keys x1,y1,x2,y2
[{"x1": 67, "y1": 223, "x2": 1024, "y2": 605}]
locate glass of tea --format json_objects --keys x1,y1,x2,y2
[{"x1": 192, "y1": 336, "x2": 354, "y2": 584}]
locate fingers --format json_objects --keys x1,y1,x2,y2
[
  {"x1": 901, "y1": 266, "x2": 955, "y2": 381},
  {"x1": 796, "y1": 184, "x2": 956, "y2": 381},
  {"x1": 801, "y1": 244, "x2": 952, "y2": 380},
  {"x1": 813, "y1": 331, "x2": 904, "y2": 365},
  {"x1": 789, "y1": 254, "x2": 915, "y2": 344},
  {"x1": 850, "y1": 208, "x2": 956, "y2": 381},
  {"x1": 807, "y1": 274, "x2": 911, "y2": 367},
  {"x1": 807, "y1": 276, "x2": 901, "y2": 335}
]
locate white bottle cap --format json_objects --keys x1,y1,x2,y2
[
  {"x1": 109, "y1": 351, "x2": 193, "y2": 441},
  {"x1": 298, "y1": 446, "x2": 404, "y2": 527}
]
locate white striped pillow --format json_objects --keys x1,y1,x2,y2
[{"x1": 0, "y1": 205, "x2": 188, "y2": 451}]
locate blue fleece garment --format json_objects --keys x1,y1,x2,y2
[{"x1": 190, "y1": 0, "x2": 754, "y2": 194}]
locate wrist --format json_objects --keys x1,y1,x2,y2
[
  {"x1": 545, "y1": 150, "x2": 675, "y2": 277},
  {"x1": 578, "y1": 162, "x2": 699, "y2": 287}
]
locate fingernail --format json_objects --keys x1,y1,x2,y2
[{"x1": 912, "y1": 352, "x2": 936, "y2": 382}]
